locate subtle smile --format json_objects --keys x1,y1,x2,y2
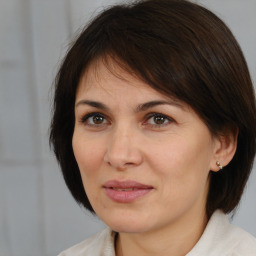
[{"x1": 103, "y1": 180, "x2": 154, "y2": 203}]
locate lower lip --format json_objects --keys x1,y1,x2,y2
[{"x1": 104, "y1": 188, "x2": 153, "y2": 203}]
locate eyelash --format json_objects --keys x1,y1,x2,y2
[
  {"x1": 80, "y1": 112, "x2": 108, "y2": 128},
  {"x1": 79, "y1": 112, "x2": 174, "y2": 129},
  {"x1": 144, "y1": 113, "x2": 174, "y2": 128}
]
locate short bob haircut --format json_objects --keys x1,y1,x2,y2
[{"x1": 50, "y1": 0, "x2": 256, "y2": 218}]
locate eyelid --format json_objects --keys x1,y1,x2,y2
[
  {"x1": 78, "y1": 111, "x2": 175, "y2": 129},
  {"x1": 79, "y1": 112, "x2": 110, "y2": 126},
  {"x1": 143, "y1": 112, "x2": 175, "y2": 127}
]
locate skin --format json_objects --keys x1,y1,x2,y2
[{"x1": 72, "y1": 59, "x2": 236, "y2": 256}]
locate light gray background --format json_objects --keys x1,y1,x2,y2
[{"x1": 0, "y1": 0, "x2": 255, "y2": 256}]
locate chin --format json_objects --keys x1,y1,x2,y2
[
  {"x1": 98, "y1": 209, "x2": 149, "y2": 234},
  {"x1": 108, "y1": 221, "x2": 148, "y2": 234}
]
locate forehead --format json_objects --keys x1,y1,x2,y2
[
  {"x1": 78, "y1": 58, "x2": 142, "y2": 91},
  {"x1": 77, "y1": 58, "x2": 178, "y2": 103},
  {"x1": 75, "y1": 59, "x2": 196, "y2": 119}
]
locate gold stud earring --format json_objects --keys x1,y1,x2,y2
[{"x1": 216, "y1": 161, "x2": 223, "y2": 170}]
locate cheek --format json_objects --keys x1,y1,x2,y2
[
  {"x1": 146, "y1": 137, "x2": 197, "y2": 173},
  {"x1": 148, "y1": 142, "x2": 210, "y2": 217},
  {"x1": 72, "y1": 132, "x2": 105, "y2": 178},
  {"x1": 148, "y1": 135, "x2": 213, "y2": 191},
  {"x1": 72, "y1": 133, "x2": 106, "y2": 208}
]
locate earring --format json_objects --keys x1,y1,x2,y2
[{"x1": 216, "y1": 161, "x2": 223, "y2": 170}]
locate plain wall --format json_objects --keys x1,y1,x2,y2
[{"x1": 0, "y1": 1, "x2": 255, "y2": 255}]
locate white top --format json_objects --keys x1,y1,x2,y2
[{"x1": 58, "y1": 210, "x2": 256, "y2": 256}]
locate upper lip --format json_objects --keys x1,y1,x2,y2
[{"x1": 103, "y1": 180, "x2": 153, "y2": 189}]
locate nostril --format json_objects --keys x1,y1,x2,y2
[{"x1": 125, "y1": 162, "x2": 135, "y2": 166}]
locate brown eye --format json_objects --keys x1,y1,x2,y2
[
  {"x1": 93, "y1": 115, "x2": 105, "y2": 124},
  {"x1": 81, "y1": 113, "x2": 108, "y2": 126},
  {"x1": 147, "y1": 114, "x2": 169, "y2": 125},
  {"x1": 144, "y1": 113, "x2": 173, "y2": 128},
  {"x1": 153, "y1": 115, "x2": 166, "y2": 125}
]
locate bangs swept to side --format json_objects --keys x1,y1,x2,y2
[{"x1": 50, "y1": 0, "x2": 256, "y2": 217}]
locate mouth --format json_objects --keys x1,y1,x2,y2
[
  {"x1": 111, "y1": 188, "x2": 141, "y2": 191},
  {"x1": 103, "y1": 180, "x2": 154, "y2": 203}
]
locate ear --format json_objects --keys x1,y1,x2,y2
[{"x1": 210, "y1": 128, "x2": 238, "y2": 172}]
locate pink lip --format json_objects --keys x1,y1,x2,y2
[{"x1": 103, "y1": 180, "x2": 154, "y2": 203}]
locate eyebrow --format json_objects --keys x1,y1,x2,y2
[
  {"x1": 75, "y1": 100, "x2": 110, "y2": 110},
  {"x1": 135, "y1": 100, "x2": 183, "y2": 112},
  {"x1": 75, "y1": 99, "x2": 183, "y2": 111}
]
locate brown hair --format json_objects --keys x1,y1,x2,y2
[{"x1": 50, "y1": 0, "x2": 256, "y2": 217}]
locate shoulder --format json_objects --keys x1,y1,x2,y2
[
  {"x1": 57, "y1": 228, "x2": 116, "y2": 256},
  {"x1": 227, "y1": 225, "x2": 256, "y2": 255},
  {"x1": 188, "y1": 210, "x2": 256, "y2": 256}
]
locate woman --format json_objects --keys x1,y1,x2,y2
[{"x1": 50, "y1": 0, "x2": 256, "y2": 255}]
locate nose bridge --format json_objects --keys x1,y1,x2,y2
[
  {"x1": 112, "y1": 123, "x2": 131, "y2": 147},
  {"x1": 104, "y1": 122, "x2": 143, "y2": 168}
]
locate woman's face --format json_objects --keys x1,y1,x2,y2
[{"x1": 73, "y1": 60, "x2": 220, "y2": 234}]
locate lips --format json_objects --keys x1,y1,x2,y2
[{"x1": 103, "y1": 180, "x2": 154, "y2": 203}]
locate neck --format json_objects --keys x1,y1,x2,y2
[{"x1": 115, "y1": 208, "x2": 208, "y2": 256}]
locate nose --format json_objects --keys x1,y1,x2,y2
[{"x1": 103, "y1": 126, "x2": 143, "y2": 170}]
